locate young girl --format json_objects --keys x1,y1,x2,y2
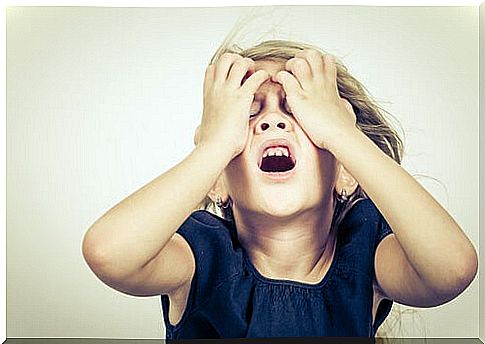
[{"x1": 82, "y1": 39, "x2": 478, "y2": 339}]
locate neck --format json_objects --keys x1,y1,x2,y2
[{"x1": 233, "y1": 199, "x2": 337, "y2": 283}]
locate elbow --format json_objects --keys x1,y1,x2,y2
[
  {"x1": 82, "y1": 229, "x2": 108, "y2": 273},
  {"x1": 82, "y1": 233, "x2": 123, "y2": 288},
  {"x1": 437, "y1": 247, "x2": 478, "y2": 303},
  {"x1": 456, "y1": 245, "x2": 479, "y2": 290},
  {"x1": 81, "y1": 226, "x2": 119, "y2": 279},
  {"x1": 81, "y1": 226, "x2": 140, "y2": 285},
  {"x1": 446, "y1": 236, "x2": 479, "y2": 296},
  {"x1": 425, "y1": 245, "x2": 478, "y2": 306}
]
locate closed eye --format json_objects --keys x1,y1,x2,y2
[
  {"x1": 283, "y1": 99, "x2": 292, "y2": 115},
  {"x1": 249, "y1": 100, "x2": 292, "y2": 118}
]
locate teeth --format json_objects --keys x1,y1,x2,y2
[{"x1": 263, "y1": 146, "x2": 290, "y2": 158}]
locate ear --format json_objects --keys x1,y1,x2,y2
[
  {"x1": 207, "y1": 174, "x2": 230, "y2": 204},
  {"x1": 334, "y1": 162, "x2": 359, "y2": 196}
]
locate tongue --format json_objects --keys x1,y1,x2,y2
[{"x1": 260, "y1": 156, "x2": 295, "y2": 172}]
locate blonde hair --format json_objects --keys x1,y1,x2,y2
[{"x1": 196, "y1": 33, "x2": 410, "y2": 340}]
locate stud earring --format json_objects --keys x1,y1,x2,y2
[
  {"x1": 215, "y1": 195, "x2": 229, "y2": 209},
  {"x1": 337, "y1": 188, "x2": 349, "y2": 203}
]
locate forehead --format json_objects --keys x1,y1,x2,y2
[
  {"x1": 250, "y1": 59, "x2": 287, "y2": 96},
  {"x1": 253, "y1": 59, "x2": 287, "y2": 76}
]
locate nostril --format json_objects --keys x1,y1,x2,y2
[
  {"x1": 261, "y1": 123, "x2": 270, "y2": 131},
  {"x1": 277, "y1": 122, "x2": 286, "y2": 129}
]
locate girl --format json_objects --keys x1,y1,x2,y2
[{"x1": 82, "y1": 39, "x2": 478, "y2": 339}]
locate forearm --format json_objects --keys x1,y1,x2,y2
[
  {"x1": 82, "y1": 143, "x2": 232, "y2": 277},
  {"x1": 328, "y1": 127, "x2": 478, "y2": 292}
]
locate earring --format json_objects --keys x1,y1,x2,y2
[
  {"x1": 215, "y1": 195, "x2": 229, "y2": 209},
  {"x1": 337, "y1": 188, "x2": 349, "y2": 203}
]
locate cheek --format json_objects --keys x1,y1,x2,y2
[
  {"x1": 223, "y1": 156, "x2": 252, "y2": 194},
  {"x1": 317, "y1": 151, "x2": 338, "y2": 184}
]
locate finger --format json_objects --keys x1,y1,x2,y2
[
  {"x1": 341, "y1": 98, "x2": 353, "y2": 113},
  {"x1": 241, "y1": 63, "x2": 256, "y2": 85},
  {"x1": 214, "y1": 53, "x2": 243, "y2": 85},
  {"x1": 274, "y1": 70, "x2": 303, "y2": 97},
  {"x1": 193, "y1": 124, "x2": 201, "y2": 146},
  {"x1": 227, "y1": 58, "x2": 254, "y2": 88},
  {"x1": 240, "y1": 69, "x2": 270, "y2": 95},
  {"x1": 322, "y1": 54, "x2": 338, "y2": 85},
  {"x1": 340, "y1": 98, "x2": 357, "y2": 124},
  {"x1": 203, "y1": 64, "x2": 215, "y2": 95},
  {"x1": 285, "y1": 58, "x2": 312, "y2": 89},
  {"x1": 294, "y1": 49, "x2": 324, "y2": 79}
]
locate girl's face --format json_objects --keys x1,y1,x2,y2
[{"x1": 222, "y1": 59, "x2": 338, "y2": 218}]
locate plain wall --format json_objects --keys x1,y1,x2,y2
[{"x1": 7, "y1": 6, "x2": 479, "y2": 338}]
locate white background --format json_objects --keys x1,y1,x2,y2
[{"x1": 6, "y1": 5, "x2": 479, "y2": 338}]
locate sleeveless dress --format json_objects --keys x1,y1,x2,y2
[{"x1": 160, "y1": 198, "x2": 394, "y2": 339}]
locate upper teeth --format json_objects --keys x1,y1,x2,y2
[{"x1": 263, "y1": 146, "x2": 290, "y2": 158}]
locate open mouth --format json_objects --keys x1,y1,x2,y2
[{"x1": 258, "y1": 145, "x2": 296, "y2": 173}]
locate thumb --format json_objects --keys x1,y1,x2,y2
[
  {"x1": 193, "y1": 125, "x2": 201, "y2": 146},
  {"x1": 340, "y1": 98, "x2": 357, "y2": 124}
]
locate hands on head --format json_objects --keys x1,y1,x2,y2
[
  {"x1": 195, "y1": 50, "x2": 357, "y2": 159},
  {"x1": 195, "y1": 53, "x2": 270, "y2": 160},
  {"x1": 274, "y1": 50, "x2": 357, "y2": 150}
]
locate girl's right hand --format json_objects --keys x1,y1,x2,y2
[{"x1": 196, "y1": 53, "x2": 270, "y2": 160}]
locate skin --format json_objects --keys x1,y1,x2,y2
[
  {"x1": 210, "y1": 50, "x2": 478, "y2": 306},
  {"x1": 216, "y1": 59, "x2": 350, "y2": 282},
  {"x1": 83, "y1": 49, "x2": 478, "y2": 330}
]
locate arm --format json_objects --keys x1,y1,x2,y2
[
  {"x1": 82, "y1": 143, "x2": 232, "y2": 295},
  {"x1": 81, "y1": 53, "x2": 270, "y2": 296},
  {"x1": 330, "y1": 127, "x2": 478, "y2": 306},
  {"x1": 275, "y1": 49, "x2": 478, "y2": 307}
]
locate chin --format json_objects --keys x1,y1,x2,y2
[{"x1": 254, "y1": 190, "x2": 311, "y2": 218}]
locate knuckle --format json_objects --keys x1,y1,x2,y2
[
  {"x1": 220, "y1": 52, "x2": 241, "y2": 62},
  {"x1": 307, "y1": 49, "x2": 321, "y2": 58},
  {"x1": 235, "y1": 57, "x2": 252, "y2": 67},
  {"x1": 205, "y1": 66, "x2": 214, "y2": 76},
  {"x1": 293, "y1": 58, "x2": 307, "y2": 68},
  {"x1": 325, "y1": 54, "x2": 336, "y2": 65},
  {"x1": 341, "y1": 98, "x2": 354, "y2": 113},
  {"x1": 297, "y1": 50, "x2": 309, "y2": 58}
]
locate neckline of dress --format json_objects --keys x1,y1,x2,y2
[{"x1": 221, "y1": 198, "x2": 370, "y2": 289}]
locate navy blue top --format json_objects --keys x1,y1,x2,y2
[{"x1": 161, "y1": 198, "x2": 394, "y2": 339}]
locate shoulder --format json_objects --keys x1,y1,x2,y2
[
  {"x1": 161, "y1": 211, "x2": 243, "y2": 332},
  {"x1": 176, "y1": 209, "x2": 242, "y2": 289},
  {"x1": 182, "y1": 209, "x2": 230, "y2": 228},
  {"x1": 340, "y1": 198, "x2": 393, "y2": 248},
  {"x1": 177, "y1": 210, "x2": 237, "y2": 244},
  {"x1": 340, "y1": 198, "x2": 380, "y2": 228}
]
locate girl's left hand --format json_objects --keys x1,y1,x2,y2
[{"x1": 273, "y1": 49, "x2": 357, "y2": 151}]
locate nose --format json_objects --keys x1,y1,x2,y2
[{"x1": 254, "y1": 111, "x2": 293, "y2": 134}]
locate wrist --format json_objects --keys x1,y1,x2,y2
[
  {"x1": 193, "y1": 140, "x2": 234, "y2": 166},
  {"x1": 323, "y1": 125, "x2": 362, "y2": 158}
]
